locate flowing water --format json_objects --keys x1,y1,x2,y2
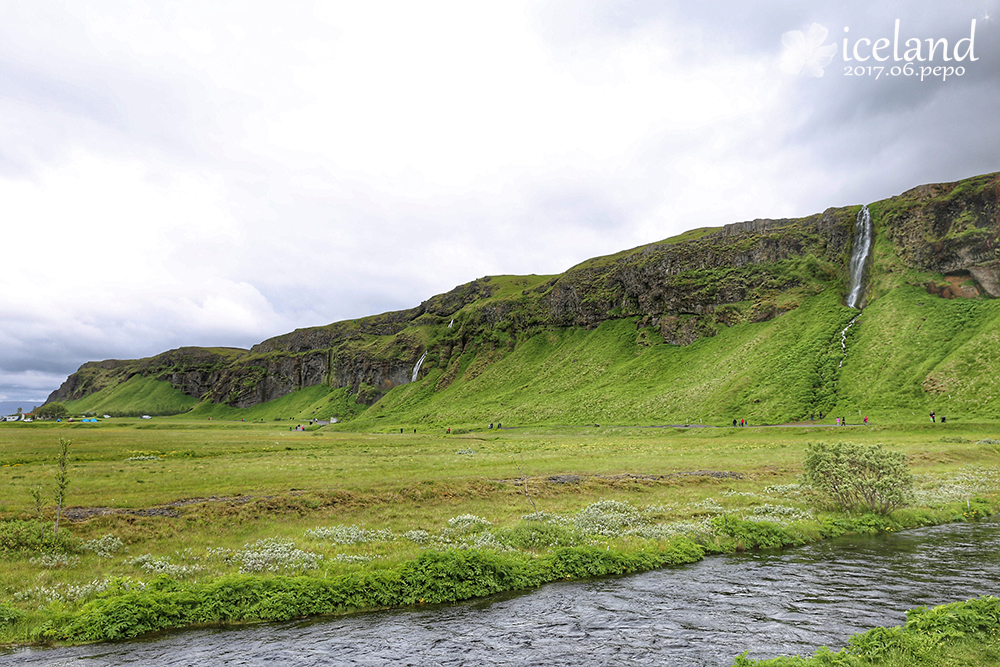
[
  {"x1": 845, "y1": 205, "x2": 873, "y2": 309},
  {"x1": 410, "y1": 351, "x2": 428, "y2": 383},
  {"x1": 838, "y1": 314, "x2": 860, "y2": 368},
  {"x1": 6, "y1": 519, "x2": 1000, "y2": 666}
]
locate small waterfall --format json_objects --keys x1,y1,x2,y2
[
  {"x1": 411, "y1": 351, "x2": 428, "y2": 382},
  {"x1": 448, "y1": 319, "x2": 454, "y2": 329},
  {"x1": 845, "y1": 204, "x2": 874, "y2": 309},
  {"x1": 838, "y1": 314, "x2": 860, "y2": 368}
]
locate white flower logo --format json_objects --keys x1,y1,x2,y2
[{"x1": 780, "y1": 23, "x2": 838, "y2": 77}]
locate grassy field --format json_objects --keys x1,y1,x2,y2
[{"x1": 2, "y1": 417, "x2": 1000, "y2": 655}]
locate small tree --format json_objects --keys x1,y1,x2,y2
[
  {"x1": 36, "y1": 402, "x2": 69, "y2": 420},
  {"x1": 29, "y1": 486, "x2": 43, "y2": 519},
  {"x1": 53, "y1": 438, "x2": 71, "y2": 535},
  {"x1": 803, "y1": 441, "x2": 913, "y2": 515}
]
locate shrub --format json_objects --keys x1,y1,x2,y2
[
  {"x1": 802, "y1": 442, "x2": 914, "y2": 515},
  {"x1": 83, "y1": 534, "x2": 126, "y2": 558},
  {"x1": 237, "y1": 538, "x2": 322, "y2": 574},
  {"x1": 305, "y1": 525, "x2": 394, "y2": 544},
  {"x1": 0, "y1": 520, "x2": 81, "y2": 555},
  {"x1": 128, "y1": 554, "x2": 201, "y2": 578},
  {"x1": 574, "y1": 499, "x2": 647, "y2": 536},
  {"x1": 403, "y1": 529, "x2": 431, "y2": 545},
  {"x1": 497, "y1": 522, "x2": 580, "y2": 549},
  {"x1": 29, "y1": 553, "x2": 80, "y2": 569},
  {"x1": 35, "y1": 402, "x2": 69, "y2": 420},
  {"x1": 904, "y1": 595, "x2": 1000, "y2": 637},
  {"x1": 0, "y1": 602, "x2": 24, "y2": 628},
  {"x1": 711, "y1": 517, "x2": 798, "y2": 551},
  {"x1": 446, "y1": 515, "x2": 492, "y2": 532}
]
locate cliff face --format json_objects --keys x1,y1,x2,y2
[
  {"x1": 48, "y1": 171, "x2": 1000, "y2": 414},
  {"x1": 46, "y1": 347, "x2": 246, "y2": 405},
  {"x1": 542, "y1": 207, "x2": 854, "y2": 330},
  {"x1": 875, "y1": 173, "x2": 1000, "y2": 297}
]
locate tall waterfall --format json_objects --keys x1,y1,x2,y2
[
  {"x1": 845, "y1": 204, "x2": 873, "y2": 309},
  {"x1": 411, "y1": 351, "x2": 427, "y2": 383}
]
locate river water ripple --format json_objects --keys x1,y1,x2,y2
[{"x1": 5, "y1": 519, "x2": 1000, "y2": 666}]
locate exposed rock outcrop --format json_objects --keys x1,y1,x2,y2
[{"x1": 46, "y1": 347, "x2": 246, "y2": 404}]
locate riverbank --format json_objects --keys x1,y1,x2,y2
[
  {"x1": 12, "y1": 506, "x2": 997, "y2": 645},
  {"x1": 2, "y1": 420, "x2": 999, "y2": 646},
  {"x1": 735, "y1": 595, "x2": 1000, "y2": 666}
]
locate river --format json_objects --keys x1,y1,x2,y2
[{"x1": 5, "y1": 518, "x2": 999, "y2": 666}]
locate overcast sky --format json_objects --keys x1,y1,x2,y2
[{"x1": 2, "y1": 0, "x2": 999, "y2": 406}]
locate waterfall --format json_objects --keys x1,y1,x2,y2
[
  {"x1": 838, "y1": 314, "x2": 860, "y2": 368},
  {"x1": 845, "y1": 204, "x2": 874, "y2": 309},
  {"x1": 411, "y1": 351, "x2": 427, "y2": 382},
  {"x1": 448, "y1": 319, "x2": 454, "y2": 328}
]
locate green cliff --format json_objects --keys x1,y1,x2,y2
[{"x1": 49, "y1": 172, "x2": 1000, "y2": 425}]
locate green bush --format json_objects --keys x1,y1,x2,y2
[
  {"x1": 711, "y1": 517, "x2": 802, "y2": 551},
  {"x1": 904, "y1": 595, "x2": 1000, "y2": 637},
  {"x1": 39, "y1": 541, "x2": 706, "y2": 642},
  {"x1": 735, "y1": 596, "x2": 1000, "y2": 665},
  {"x1": 0, "y1": 520, "x2": 81, "y2": 556},
  {"x1": 0, "y1": 602, "x2": 24, "y2": 628},
  {"x1": 803, "y1": 442, "x2": 914, "y2": 515},
  {"x1": 35, "y1": 402, "x2": 69, "y2": 420},
  {"x1": 497, "y1": 522, "x2": 580, "y2": 549}
]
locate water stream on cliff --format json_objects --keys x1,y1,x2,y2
[
  {"x1": 838, "y1": 314, "x2": 860, "y2": 368},
  {"x1": 845, "y1": 205, "x2": 873, "y2": 309},
  {"x1": 410, "y1": 351, "x2": 428, "y2": 382},
  {"x1": 7, "y1": 519, "x2": 1000, "y2": 666}
]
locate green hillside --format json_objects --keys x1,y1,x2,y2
[
  {"x1": 57, "y1": 172, "x2": 999, "y2": 426},
  {"x1": 351, "y1": 287, "x2": 1000, "y2": 429},
  {"x1": 65, "y1": 375, "x2": 199, "y2": 417},
  {"x1": 62, "y1": 282, "x2": 1000, "y2": 428}
]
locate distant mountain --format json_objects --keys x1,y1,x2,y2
[{"x1": 48, "y1": 172, "x2": 1000, "y2": 424}]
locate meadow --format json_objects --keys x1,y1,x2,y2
[{"x1": 2, "y1": 416, "x2": 1000, "y2": 660}]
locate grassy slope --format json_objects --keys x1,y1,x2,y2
[
  {"x1": 838, "y1": 286, "x2": 1000, "y2": 420},
  {"x1": 64, "y1": 376, "x2": 199, "y2": 418},
  {"x1": 58, "y1": 281, "x2": 999, "y2": 428},
  {"x1": 187, "y1": 384, "x2": 348, "y2": 422},
  {"x1": 351, "y1": 286, "x2": 999, "y2": 429}
]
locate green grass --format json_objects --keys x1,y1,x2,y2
[
  {"x1": 187, "y1": 384, "x2": 353, "y2": 422},
  {"x1": 64, "y1": 376, "x2": 199, "y2": 417},
  {"x1": 2, "y1": 419, "x2": 1000, "y2": 645},
  {"x1": 56, "y1": 276, "x2": 1000, "y2": 433},
  {"x1": 342, "y1": 285, "x2": 1000, "y2": 430}
]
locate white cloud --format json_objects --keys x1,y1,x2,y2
[{"x1": 0, "y1": 1, "x2": 997, "y2": 400}]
